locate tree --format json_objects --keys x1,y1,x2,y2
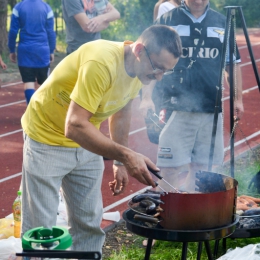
[
  {"x1": 211, "y1": 0, "x2": 260, "y2": 27},
  {"x1": 0, "y1": 0, "x2": 8, "y2": 54},
  {"x1": 8, "y1": 0, "x2": 16, "y2": 10},
  {"x1": 101, "y1": 0, "x2": 156, "y2": 41}
]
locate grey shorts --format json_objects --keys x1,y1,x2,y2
[{"x1": 157, "y1": 111, "x2": 224, "y2": 167}]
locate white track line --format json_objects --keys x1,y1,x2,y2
[
  {"x1": 240, "y1": 58, "x2": 260, "y2": 67},
  {"x1": 238, "y1": 42, "x2": 260, "y2": 50},
  {"x1": 222, "y1": 85, "x2": 259, "y2": 101},
  {"x1": 0, "y1": 172, "x2": 22, "y2": 183},
  {"x1": 0, "y1": 100, "x2": 25, "y2": 108},
  {"x1": 224, "y1": 130, "x2": 260, "y2": 152},
  {"x1": 0, "y1": 129, "x2": 23, "y2": 138},
  {"x1": 1, "y1": 81, "x2": 23, "y2": 88}
]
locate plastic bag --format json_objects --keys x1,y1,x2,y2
[
  {"x1": 0, "y1": 218, "x2": 14, "y2": 239},
  {"x1": 0, "y1": 236, "x2": 22, "y2": 260},
  {"x1": 57, "y1": 189, "x2": 68, "y2": 227},
  {"x1": 217, "y1": 243, "x2": 260, "y2": 260}
]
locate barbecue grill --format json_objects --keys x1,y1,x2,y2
[
  {"x1": 124, "y1": 170, "x2": 239, "y2": 259},
  {"x1": 215, "y1": 215, "x2": 260, "y2": 255},
  {"x1": 123, "y1": 209, "x2": 239, "y2": 260}
]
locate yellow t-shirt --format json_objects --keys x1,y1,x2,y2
[{"x1": 21, "y1": 40, "x2": 142, "y2": 147}]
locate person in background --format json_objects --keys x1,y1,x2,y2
[
  {"x1": 21, "y1": 25, "x2": 182, "y2": 253},
  {"x1": 157, "y1": 0, "x2": 182, "y2": 19},
  {"x1": 62, "y1": 0, "x2": 120, "y2": 55},
  {"x1": 0, "y1": 55, "x2": 7, "y2": 88},
  {"x1": 0, "y1": 55, "x2": 7, "y2": 70},
  {"x1": 153, "y1": 0, "x2": 164, "y2": 21},
  {"x1": 140, "y1": 0, "x2": 244, "y2": 193},
  {"x1": 8, "y1": 0, "x2": 56, "y2": 105}
]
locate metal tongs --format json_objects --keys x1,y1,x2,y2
[{"x1": 148, "y1": 166, "x2": 180, "y2": 193}]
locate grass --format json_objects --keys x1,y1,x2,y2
[
  {"x1": 217, "y1": 149, "x2": 260, "y2": 196},
  {"x1": 106, "y1": 236, "x2": 260, "y2": 260},
  {"x1": 105, "y1": 148, "x2": 260, "y2": 260}
]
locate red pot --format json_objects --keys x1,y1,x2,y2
[{"x1": 159, "y1": 171, "x2": 238, "y2": 230}]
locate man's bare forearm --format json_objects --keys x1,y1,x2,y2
[
  {"x1": 109, "y1": 100, "x2": 132, "y2": 147},
  {"x1": 101, "y1": 3, "x2": 120, "y2": 23}
]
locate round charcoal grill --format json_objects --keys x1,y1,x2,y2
[
  {"x1": 123, "y1": 209, "x2": 239, "y2": 260},
  {"x1": 216, "y1": 215, "x2": 260, "y2": 254}
]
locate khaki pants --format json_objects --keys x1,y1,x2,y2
[{"x1": 22, "y1": 134, "x2": 105, "y2": 252}]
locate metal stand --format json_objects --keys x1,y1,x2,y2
[
  {"x1": 208, "y1": 6, "x2": 260, "y2": 177},
  {"x1": 212, "y1": 6, "x2": 260, "y2": 258},
  {"x1": 123, "y1": 210, "x2": 238, "y2": 260},
  {"x1": 16, "y1": 250, "x2": 101, "y2": 259}
]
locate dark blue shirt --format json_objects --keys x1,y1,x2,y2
[
  {"x1": 154, "y1": 6, "x2": 240, "y2": 113},
  {"x1": 8, "y1": 0, "x2": 56, "y2": 68}
]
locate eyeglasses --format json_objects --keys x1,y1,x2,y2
[{"x1": 143, "y1": 46, "x2": 175, "y2": 76}]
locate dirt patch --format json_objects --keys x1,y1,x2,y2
[{"x1": 102, "y1": 220, "x2": 140, "y2": 259}]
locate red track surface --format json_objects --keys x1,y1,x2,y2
[{"x1": 0, "y1": 29, "x2": 260, "y2": 231}]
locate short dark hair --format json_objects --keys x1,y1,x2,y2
[{"x1": 138, "y1": 25, "x2": 182, "y2": 58}]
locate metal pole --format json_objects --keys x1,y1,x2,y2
[
  {"x1": 229, "y1": 9, "x2": 235, "y2": 178},
  {"x1": 238, "y1": 7, "x2": 260, "y2": 91},
  {"x1": 208, "y1": 8, "x2": 231, "y2": 171},
  {"x1": 208, "y1": 86, "x2": 221, "y2": 172},
  {"x1": 223, "y1": 6, "x2": 260, "y2": 179}
]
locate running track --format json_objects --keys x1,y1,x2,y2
[{"x1": 0, "y1": 29, "x2": 260, "y2": 231}]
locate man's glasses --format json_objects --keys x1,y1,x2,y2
[{"x1": 143, "y1": 46, "x2": 174, "y2": 76}]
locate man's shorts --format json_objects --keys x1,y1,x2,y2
[
  {"x1": 19, "y1": 66, "x2": 50, "y2": 85},
  {"x1": 157, "y1": 111, "x2": 224, "y2": 168}
]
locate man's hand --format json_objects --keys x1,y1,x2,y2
[
  {"x1": 109, "y1": 165, "x2": 129, "y2": 196},
  {"x1": 50, "y1": 53, "x2": 55, "y2": 63},
  {"x1": 74, "y1": 2, "x2": 119, "y2": 33},
  {"x1": 0, "y1": 60, "x2": 7, "y2": 70},
  {"x1": 234, "y1": 100, "x2": 244, "y2": 121},
  {"x1": 9, "y1": 53, "x2": 17, "y2": 63},
  {"x1": 125, "y1": 154, "x2": 158, "y2": 187},
  {"x1": 87, "y1": 16, "x2": 110, "y2": 33},
  {"x1": 108, "y1": 154, "x2": 158, "y2": 196}
]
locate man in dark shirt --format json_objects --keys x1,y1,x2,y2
[{"x1": 140, "y1": 0, "x2": 244, "y2": 191}]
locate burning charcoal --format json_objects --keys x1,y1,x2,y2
[
  {"x1": 195, "y1": 171, "x2": 226, "y2": 193},
  {"x1": 242, "y1": 219, "x2": 256, "y2": 229},
  {"x1": 254, "y1": 217, "x2": 260, "y2": 226},
  {"x1": 237, "y1": 217, "x2": 260, "y2": 229}
]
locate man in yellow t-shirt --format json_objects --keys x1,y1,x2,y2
[{"x1": 21, "y1": 25, "x2": 182, "y2": 252}]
